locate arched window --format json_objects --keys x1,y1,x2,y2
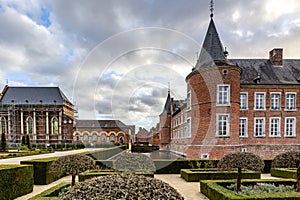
[
  {"x1": 110, "y1": 135, "x2": 115, "y2": 142},
  {"x1": 83, "y1": 135, "x2": 89, "y2": 142},
  {"x1": 0, "y1": 117, "x2": 6, "y2": 134},
  {"x1": 92, "y1": 135, "x2": 97, "y2": 141},
  {"x1": 119, "y1": 136, "x2": 124, "y2": 144},
  {"x1": 52, "y1": 117, "x2": 58, "y2": 134},
  {"x1": 101, "y1": 135, "x2": 106, "y2": 142},
  {"x1": 26, "y1": 116, "x2": 33, "y2": 134},
  {"x1": 76, "y1": 135, "x2": 80, "y2": 141}
]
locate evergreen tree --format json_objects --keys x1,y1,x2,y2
[
  {"x1": 0, "y1": 132, "x2": 7, "y2": 152},
  {"x1": 26, "y1": 134, "x2": 31, "y2": 149},
  {"x1": 21, "y1": 135, "x2": 26, "y2": 146}
]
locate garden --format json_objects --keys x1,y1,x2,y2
[{"x1": 0, "y1": 145, "x2": 300, "y2": 199}]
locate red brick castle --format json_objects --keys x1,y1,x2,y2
[{"x1": 159, "y1": 9, "x2": 300, "y2": 159}]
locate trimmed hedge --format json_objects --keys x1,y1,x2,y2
[
  {"x1": 181, "y1": 168, "x2": 261, "y2": 182},
  {"x1": 200, "y1": 179, "x2": 300, "y2": 200},
  {"x1": 29, "y1": 182, "x2": 71, "y2": 200},
  {"x1": 84, "y1": 145, "x2": 127, "y2": 160},
  {"x1": 21, "y1": 157, "x2": 62, "y2": 185},
  {"x1": 79, "y1": 170, "x2": 154, "y2": 182},
  {"x1": 0, "y1": 165, "x2": 34, "y2": 199},
  {"x1": 270, "y1": 168, "x2": 297, "y2": 179}
]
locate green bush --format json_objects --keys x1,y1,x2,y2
[
  {"x1": 0, "y1": 165, "x2": 34, "y2": 199},
  {"x1": 200, "y1": 179, "x2": 300, "y2": 200},
  {"x1": 21, "y1": 157, "x2": 61, "y2": 185},
  {"x1": 271, "y1": 168, "x2": 297, "y2": 179},
  {"x1": 181, "y1": 168, "x2": 261, "y2": 182},
  {"x1": 29, "y1": 182, "x2": 71, "y2": 200}
]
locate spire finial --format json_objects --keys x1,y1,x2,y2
[
  {"x1": 168, "y1": 82, "x2": 170, "y2": 94},
  {"x1": 210, "y1": 0, "x2": 214, "y2": 18}
]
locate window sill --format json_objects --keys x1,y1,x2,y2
[
  {"x1": 254, "y1": 135, "x2": 266, "y2": 138},
  {"x1": 269, "y1": 135, "x2": 281, "y2": 138},
  {"x1": 284, "y1": 135, "x2": 296, "y2": 138},
  {"x1": 239, "y1": 136, "x2": 248, "y2": 138},
  {"x1": 284, "y1": 109, "x2": 297, "y2": 112},
  {"x1": 216, "y1": 104, "x2": 231, "y2": 107}
]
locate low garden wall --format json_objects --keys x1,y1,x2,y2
[
  {"x1": 200, "y1": 179, "x2": 299, "y2": 200},
  {"x1": 181, "y1": 168, "x2": 261, "y2": 182},
  {"x1": 0, "y1": 165, "x2": 34, "y2": 199},
  {"x1": 270, "y1": 168, "x2": 297, "y2": 179}
]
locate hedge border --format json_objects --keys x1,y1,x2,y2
[
  {"x1": 200, "y1": 179, "x2": 300, "y2": 200},
  {"x1": 29, "y1": 182, "x2": 71, "y2": 200},
  {"x1": 181, "y1": 168, "x2": 261, "y2": 182},
  {"x1": 270, "y1": 168, "x2": 297, "y2": 179},
  {"x1": 0, "y1": 164, "x2": 34, "y2": 199}
]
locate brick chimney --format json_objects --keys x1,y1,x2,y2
[{"x1": 269, "y1": 48, "x2": 283, "y2": 66}]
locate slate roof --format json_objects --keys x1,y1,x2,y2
[
  {"x1": 75, "y1": 120, "x2": 128, "y2": 128},
  {"x1": 231, "y1": 59, "x2": 300, "y2": 85},
  {"x1": 160, "y1": 91, "x2": 171, "y2": 115},
  {"x1": 196, "y1": 18, "x2": 232, "y2": 70},
  {"x1": 0, "y1": 86, "x2": 72, "y2": 105}
]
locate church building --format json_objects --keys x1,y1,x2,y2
[{"x1": 159, "y1": 9, "x2": 300, "y2": 159}]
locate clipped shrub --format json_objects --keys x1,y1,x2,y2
[
  {"x1": 0, "y1": 165, "x2": 34, "y2": 199},
  {"x1": 272, "y1": 151, "x2": 300, "y2": 192},
  {"x1": 61, "y1": 174, "x2": 183, "y2": 200},
  {"x1": 218, "y1": 152, "x2": 264, "y2": 192},
  {"x1": 49, "y1": 154, "x2": 96, "y2": 186},
  {"x1": 85, "y1": 145, "x2": 127, "y2": 160},
  {"x1": 113, "y1": 153, "x2": 156, "y2": 172},
  {"x1": 21, "y1": 157, "x2": 60, "y2": 185}
]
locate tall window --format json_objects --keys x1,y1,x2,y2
[
  {"x1": 92, "y1": 135, "x2": 97, "y2": 141},
  {"x1": 270, "y1": 93, "x2": 281, "y2": 110},
  {"x1": 255, "y1": 93, "x2": 266, "y2": 110},
  {"x1": 269, "y1": 117, "x2": 281, "y2": 137},
  {"x1": 0, "y1": 117, "x2": 6, "y2": 135},
  {"x1": 110, "y1": 135, "x2": 115, "y2": 142},
  {"x1": 101, "y1": 135, "x2": 106, "y2": 142},
  {"x1": 254, "y1": 118, "x2": 265, "y2": 137},
  {"x1": 284, "y1": 117, "x2": 296, "y2": 137},
  {"x1": 187, "y1": 91, "x2": 191, "y2": 110},
  {"x1": 239, "y1": 118, "x2": 248, "y2": 137},
  {"x1": 217, "y1": 85, "x2": 230, "y2": 105},
  {"x1": 83, "y1": 135, "x2": 89, "y2": 141},
  {"x1": 186, "y1": 118, "x2": 191, "y2": 138},
  {"x1": 240, "y1": 93, "x2": 248, "y2": 110},
  {"x1": 52, "y1": 117, "x2": 58, "y2": 134},
  {"x1": 216, "y1": 114, "x2": 230, "y2": 136},
  {"x1": 26, "y1": 116, "x2": 33, "y2": 134},
  {"x1": 285, "y1": 93, "x2": 296, "y2": 110}
]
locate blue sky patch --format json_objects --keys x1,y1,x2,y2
[{"x1": 40, "y1": 7, "x2": 51, "y2": 27}]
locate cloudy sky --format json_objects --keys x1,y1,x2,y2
[{"x1": 1, "y1": 0, "x2": 300, "y2": 131}]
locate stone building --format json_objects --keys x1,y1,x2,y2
[
  {"x1": 0, "y1": 85, "x2": 75, "y2": 146},
  {"x1": 159, "y1": 13, "x2": 300, "y2": 159},
  {"x1": 73, "y1": 119, "x2": 134, "y2": 146}
]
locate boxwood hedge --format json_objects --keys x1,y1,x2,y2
[
  {"x1": 0, "y1": 165, "x2": 34, "y2": 199},
  {"x1": 270, "y1": 168, "x2": 297, "y2": 179}
]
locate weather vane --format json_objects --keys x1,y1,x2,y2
[{"x1": 210, "y1": 0, "x2": 214, "y2": 18}]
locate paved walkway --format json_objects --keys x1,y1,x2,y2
[{"x1": 0, "y1": 148, "x2": 103, "y2": 164}]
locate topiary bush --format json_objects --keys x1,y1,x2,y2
[
  {"x1": 60, "y1": 173, "x2": 183, "y2": 200},
  {"x1": 49, "y1": 154, "x2": 96, "y2": 186},
  {"x1": 272, "y1": 151, "x2": 300, "y2": 192},
  {"x1": 113, "y1": 153, "x2": 156, "y2": 172},
  {"x1": 218, "y1": 152, "x2": 264, "y2": 192}
]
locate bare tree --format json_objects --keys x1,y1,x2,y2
[
  {"x1": 217, "y1": 152, "x2": 264, "y2": 192},
  {"x1": 272, "y1": 151, "x2": 300, "y2": 192},
  {"x1": 49, "y1": 154, "x2": 96, "y2": 186}
]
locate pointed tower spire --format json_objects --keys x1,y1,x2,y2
[
  {"x1": 161, "y1": 88, "x2": 171, "y2": 115},
  {"x1": 195, "y1": 1, "x2": 232, "y2": 70}
]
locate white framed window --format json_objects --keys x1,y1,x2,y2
[
  {"x1": 217, "y1": 85, "x2": 230, "y2": 106},
  {"x1": 241, "y1": 148, "x2": 247, "y2": 152},
  {"x1": 254, "y1": 117, "x2": 265, "y2": 137},
  {"x1": 186, "y1": 117, "x2": 191, "y2": 138},
  {"x1": 239, "y1": 118, "x2": 248, "y2": 137},
  {"x1": 240, "y1": 92, "x2": 248, "y2": 110},
  {"x1": 284, "y1": 117, "x2": 296, "y2": 137},
  {"x1": 285, "y1": 92, "x2": 296, "y2": 110},
  {"x1": 270, "y1": 92, "x2": 281, "y2": 110},
  {"x1": 269, "y1": 117, "x2": 281, "y2": 137},
  {"x1": 187, "y1": 91, "x2": 191, "y2": 110},
  {"x1": 216, "y1": 114, "x2": 230, "y2": 137},
  {"x1": 255, "y1": 92, "x2": 266, "y2": 110},
  {"x1": 92, "y1": 135, "x2": 97, "y2": 141}
]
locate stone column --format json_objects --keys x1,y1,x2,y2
[
  {"x1": 20, "y1": 110, "x2": 24, "y2": 134},
  {"x1": 58, "y1": 111, "x2": 62, "y2": 142},
  {"x1": 46, "y1": 111, "x2": 49, "y2": 142},
  {"x1": 33, "y1": 110, "x2": 36, "y2": 142}
]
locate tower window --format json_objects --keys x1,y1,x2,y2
[{"x1": 223, "y1": 69, "x2": 228, "y2": 75}]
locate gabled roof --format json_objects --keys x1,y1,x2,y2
[
  {"x1": 196, "y1": 18, "x2": 232, "y2": 70},
  {"x1": 0, "y1": 86, "x2": 72, "y2": 105},
  {"x1": 75, "y1": 120, "x2": 128, "y2": 128},
  {"x1": 160, "y1": 91, "x2": 171, "y2": 115},
  {"x1": 231, "y1": 59, "x2": 300, "y2": 85}
]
